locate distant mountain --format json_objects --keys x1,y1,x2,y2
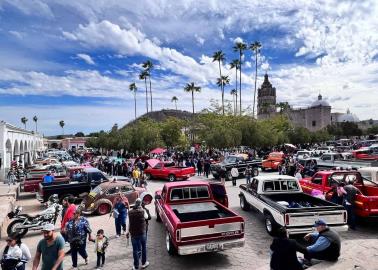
[{"x1": 122, "y1": 109, "x2": 195, "y2": 128}]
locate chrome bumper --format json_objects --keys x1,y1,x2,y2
[
  {"x1": 178, "y1": 238, "x2": 245, "y2": 255},
  {"x1": 287, "y1": 224, "x2": 348, "y2": 235}
]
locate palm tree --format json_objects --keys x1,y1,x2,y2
[
  {"x1": 216, "y1": 75, "x2": 230, "y2": 115},
  {"x1": 139, "y1": 70, "x2": 149, "y2": 114},
  {"x1": 250, "y1": 41, "x2": 262, "y2": 118},
  {"x1": 171, "y1": 96, "x2": 178, "y2": 110},
  {"x1": 142, "y1": 60, "x2": 153, "y2": 112},
  {"x1": 184, "y1": 82, "x2": 201, "y2": 114},
  {"x1": 129, "y1": 82, "x2": 138, "y2": 120},
  {"x1": 233, "y1": 41, "x2": 247, "y2": 115},
  {"x1": 212, "y1": 51, "x2": 226, "y2": 113},
  {"x1": 59, "y1": 120, "x2": 65, "y2": 135},
  {"x1": 21, "y1": 117, "x2": 28, "y2": 129},
  {"x1": 230, "y1": 89, "x2": 237, "y2": 115},
  {"x1": 229, "y1": 59, "x2": 240, "y2": 114},
  {"x1": 32, "y1": 116, "x2": 38, "y2": 132}
]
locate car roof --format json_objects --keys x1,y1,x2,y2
[
  {"x1": 164, "y1": 181, "x2": 210, "y2": 189},
  {"x1": 358, "y1": 167, "x2": 378, "y2": 172},
  {"x1": 254, "y1": 175, "x2": 296, "y2": 181},
  {"x1": 99, "y1": 181, "x2": 132, "y2": 188},
  {"x1": 83, "y1": 167, "x2": 102, "y2": 173}
]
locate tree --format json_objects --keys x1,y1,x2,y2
[
  {"x1": 32, "y1": 115, "x2": 38, "y2": 132},
  {"x1": 139, "y1": 70, "x2": 149, "y2": 114},
  {"x1": 21, "y1": 117, "x2": 28, "y2": 129},
  {"x1": 142, "y1": 60, "x2": 154, "y2": 112},
  {"x1": 233, "y1": 41, "x2": 247, "y2": 115},
  {"x1": 216, "y1": 75, "x2": 230, "y2": 115},
  {"x1": 250, "y1": 41, "x2": 262, "y2": 118},
  {"x1": 230, "y1": 89, "x2": 237, "y2": 115},
  {"x1": 75, "y1": 132, "x2": 85, "y2": 137},
  {"x1": 171, "y1": 96, "x2": 178, "y2": 110},
  {"x1": 160, "y1": 117, "x2": 184, "y2": 147},
  {"x1": 229, "y1": 59, "x2": 240, "y2": 114},
  {"x1": 212, "y1": 51, "x2": 226, "y2": 114},
  {"x1": 59, "y1": 120, "x2": 65, "y2": 135},
  {"x1": 184, "y1": 82, "x2": 201, "y2": 114},
  {"x1": 276, "y1": 102, "x2": 290, "y2": 114},
  {"x1": 129, "y1": 82, "x2": 138, "y2": 120}
]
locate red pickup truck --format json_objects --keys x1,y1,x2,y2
[
  {"x1": 144, "y1": 162, "x2": 195, "y2": 182},
  {"x1": 23, "y1": 175, "x2": 70, "y2": 193},
  {"x1": 154, "y1": 181, "x2": 244, "y2": 255},
  {"x1": 300, "y1": 171, "x2": 378, "y2": 217}
]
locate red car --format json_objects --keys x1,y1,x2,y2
[
  {"x1": 144, "y1": 162, "x2": 195, "y2": 182},
  {"x1": 261, "y1": 152, "x2": 285, "y2": 171},
  {"x1": 23, "y1": 175, "x2": 70, "y2": 193},
  {"x1": 300, "y1": 171, "x2": 378, "y2": 217},
  {"x1": 154, "y1": 181, "x2": 244, "y2": 255},
  {"x1": 352, "y1": 145, "x2": 378, "y2": 160}
]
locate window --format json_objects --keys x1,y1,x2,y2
[
  {"x1": 106, "y1": 187, "x2": 118, "y2": 195},
  {"x1": 263, "y1": 181, "x2": 274, "y2": 191},
  {"x1": 154, "y1": 163, "x2": 162, "y2": 169},
  {"x1": 321, "y1": 155, "x2": 331, "y2": 161},
  {"x1": 121, "y1": 185, "x2": 133, "y2": 193},
  {"x1": 90, "y1": 172, "x2": 104, "y2": 182},
  {"x1": 262, "y1": 180, "x2": 300, "y2": 192},
  {"x1": 170, "y1": 186, "x2": 210, "y2": 201},
  {"x1": 250, "y1": 178, "x2": 259, "y2": 192},
  {"x1": 312, "y1": 120, "x2": 316, "y2": 127},
  {"x1": 311, "y1": 175, "x2": 323, "y2": 185}
]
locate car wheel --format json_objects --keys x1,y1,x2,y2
[
  {"x1": 7, "y1": 220, "x2": 28, "y2": 237},
  {"x1": 97, "y1": 203, "x2": 110, "y2": 215},
  {"x1": 168, "y1": 174, "x2": 176, "y2": 182},
  {"x1": 166, "y1": 231, "x2": 176, "y2": 255},
  {"x1": 145, "y1": 173, "x2": 152, "y2": 180},
  {"x1": 155, "y1": 206, "x2": 161, "y2": 222},
  {"x1": 264, "y1": 214, "x2": 278, "y2": 236},
  {"x1": 240, "y1": 195, "x2": 250, "y2": 211}
]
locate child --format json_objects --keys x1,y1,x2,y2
[{"x1": 94, "y1": 229, "x2": 109, "y2": 269}]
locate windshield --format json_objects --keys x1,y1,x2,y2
[
  {"x1": 225, "y1": 156, "x2": 237, "y2": 163},
  {"x1": 359, "y1": 171, "x2": 372, "y2": 181}
]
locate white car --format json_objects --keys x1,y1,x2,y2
[{"x1": 313, "y1": 146, "x2": 334, "y2": 156}]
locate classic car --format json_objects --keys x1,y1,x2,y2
[
  {"x1": 239, "y1": 175, "x2": 348, "y2": 236},
  {"x1": 81, "y1": 181, "x2": 152, "y2": 215},
  {"x1": 300, "y1": 170, "x2": 378, "y2": 217},
  {"x1": 144, "y1": 161, "x2": 195, "y2": 182},
  {"x1": 261, "y1": 152, "x2": 285, "y2": 171},
  {"x1": 155, "y1": 181, "x2": 244, "y2": 255}
]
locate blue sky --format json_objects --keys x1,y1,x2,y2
[{"x1": 0, "y1": 0, "x2": 377, "y2": 135}]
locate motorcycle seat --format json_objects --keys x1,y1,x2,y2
[{"x1": 21, "y1": 214, "x2": 40, "y2": 219}]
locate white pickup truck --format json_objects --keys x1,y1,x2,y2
[{"x1": 239, "y1": 175, "x2": 348, "y2": 236}]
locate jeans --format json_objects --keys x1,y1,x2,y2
[
  {"x1": 71, "y1": 242, "x2": 88, "y2": 267},
  {"x1": 97, "y1": 252, "x2": 105, "y2": 267},
  {"x1": 246, "y1": 175, "x2": 251, "y2": 184},
  {"x1": 115, "y1": 212, "x2": 127, "y2": 235},
  {"x1": 344, "y1": 203, "x2": 356, "y2": 229},
  {"x1": 131, "y1": 234, "x2": 147, "y2": 268}
]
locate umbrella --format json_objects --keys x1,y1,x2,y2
[
  {"x1": 146, "y1": 159, "x2": 160, "y2": 168},
  {"x1": 284, "y1": 143, "x2": 297, "y2": 149},
  {"x1": 149, "y1": 148, "x2": 167, "y2": 154}
]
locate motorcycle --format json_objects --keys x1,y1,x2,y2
[{"x1": 6, "y1": 195, "x2": 62, "y2": 237}]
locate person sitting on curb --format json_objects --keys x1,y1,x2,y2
[{"x1": 298, "y1": 219, "x2": 341, "y2": 266}]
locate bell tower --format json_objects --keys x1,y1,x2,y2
[{"x1": 257, "y1": 73, "x2": 276, "y2": 119}]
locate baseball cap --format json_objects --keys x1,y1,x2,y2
[
  {"x1": 42, "y1": 223, "x2": 55, "y2": 231},
  {"x1": 314, "y1": 219, "x2": 327, "y2": 227}
]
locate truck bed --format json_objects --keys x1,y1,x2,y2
[
  {"x1": 170, "y1": 202, "x2": 235, "y2": 222},
  {"x1": 260, "y1": 193, "x2": 344, "y2": 213}
]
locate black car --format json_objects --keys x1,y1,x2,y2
[{"x1": 211, "y1": 155, "x2": 261, "y2": 181}]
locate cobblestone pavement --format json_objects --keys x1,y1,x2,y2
[{"x1": 12, "y1": 173, "x2": 378, "y2": 270}]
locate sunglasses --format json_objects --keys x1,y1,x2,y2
[{"x1": 6, "y1": 239, "x2": 14, "y2": 242}]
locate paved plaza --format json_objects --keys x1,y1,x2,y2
[{"x1": 13, "y1": 173, "x2": 378, "y2": 270}]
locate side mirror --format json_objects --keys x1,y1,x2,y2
[{"x1": 154, "y1": 194, "x2": 161, "y2": 200}]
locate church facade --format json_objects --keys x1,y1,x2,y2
[{"x1": 257, "y1": 74, "x2": 350, "y2": 132}]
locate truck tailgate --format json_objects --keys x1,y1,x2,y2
[{"x1": 287, "y1": 210, "x2": 346, "y2": 227}]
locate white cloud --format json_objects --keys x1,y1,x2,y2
[
  {"x1": 76, "y1": 53, "x2": 95, "y2": 65},
  {"x1": 8, "y1": 30, "x2": 23, "y2": 39}
]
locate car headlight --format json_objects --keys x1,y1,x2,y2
[{"x1": 90, "y1": 203, "x2": 95, "y2": 209}]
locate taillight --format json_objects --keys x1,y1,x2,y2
[
  {"x1": 284, "y1": 214, "x2": 290, "y2": 226},
  {"x1": 176, "y1": 229, "x2": 181, "y2": 242},
  {"x1": 241, "y1": 222, "x2": 245, "y2": 233}
]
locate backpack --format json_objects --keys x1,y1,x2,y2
[{"x1": 1, "y1": 246, "x2": 20, "y2": 270}]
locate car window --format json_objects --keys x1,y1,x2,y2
[
  {"x1": 263, "y1": 180, "x2": 299, "y2": 192},
  {"x1": 250, "y1": 178, "x2": 258, "y2": 192},
  {"x1": 106, "y1": 187, "x2": 118, "y2": 195},
  {"x1": 90, "y1": 172, "x2": 104, "y2": 181},
  {"x1": 170, "y1": 186, "x2": 210, "y2": 201},
  {"x1": 154, "y1": 163, "x2": 162, "y2": 169},
  {"x1": 121, "y1": 185, "x2": 133, "y2": 193},
  {"x1": 311, "y1": 175, "x2": 323, "y2": 185},
  {"x1": 321, "y1": 155, "x2": 331, "y2": 161}
]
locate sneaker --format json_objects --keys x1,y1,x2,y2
[
  {"x1": 132, "y1": 266, "x2": 138, "y2": 270},
  {"x1": 115, "y1": 235, "x2": 120, "y2": 238},
  {"x1": 142, "y1": 261, "x2": 150, "y2": 269},
  {"x1": 85, "y1": 258, "x2": 88, "y2": 265}
]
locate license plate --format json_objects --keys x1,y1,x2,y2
[{"x1": 205, "y1": 243, "x2": 220, "y2": 251}]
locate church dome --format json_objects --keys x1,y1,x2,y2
[
  {"x1": 311, "y1": 94, "x2": 330, "y2": 107},
  {"x1": 338, "y1": 109, "x2": 359, "y2": 122}
]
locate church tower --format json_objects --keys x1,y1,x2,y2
[{"x1": 257, "y1": 73, "x2": 276, "y2": 119}]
